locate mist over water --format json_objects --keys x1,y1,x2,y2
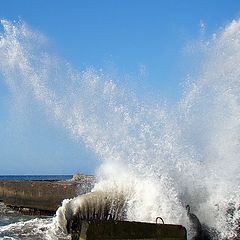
[{"x1": 0, "y1": 19, "x2": 240, "y2": 239}]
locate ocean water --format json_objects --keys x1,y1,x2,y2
[
  {"x1": 0, "y1": 202, "x2": 34, "y2": 227},
  {"x1": 0, "y1": 205, "x2": 66, "y2": 240},
  {"x1": 1, "y1": 19, "x2": 240, "y2": 239},
  {"x1": 0, "y1": 175, "x2": 72, "y2": 181}
]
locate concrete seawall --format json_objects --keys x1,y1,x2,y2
[
  {"x1": 0, "y1": 176, "x2": 94, "y2": 213},
  {"x1": 71, "y1": 220, "x2": 187, "y2": 240}
]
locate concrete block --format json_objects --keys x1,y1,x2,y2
[{"x1": 71, "y1": 220, "x2": 187, "y2": 240}]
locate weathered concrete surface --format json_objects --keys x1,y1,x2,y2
[
  {"x1": 71, "y1": 220, "x2": 187, "y2": 240},
  {"x1": 0, "y1": 176, "x2": 94, "y2": 212}
]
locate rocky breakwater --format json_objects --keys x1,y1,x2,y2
[{"x1": 0, "y1": 175, "x2": 95, "y2": 214}]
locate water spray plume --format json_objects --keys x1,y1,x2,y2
[{"x1": 0, "y1": 19, "x2": 240, "y2": 239}]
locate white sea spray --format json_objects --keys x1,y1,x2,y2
[{"x1": 0, "y1": 19, "x2": 240, "y2": 239}]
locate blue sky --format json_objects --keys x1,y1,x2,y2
[{"x1": 0, "y1": 1, "x2": 240, "y2": 174}]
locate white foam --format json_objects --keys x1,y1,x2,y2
[{"x1": 0, "y1": 217, "x2": 69, "y2": 240}]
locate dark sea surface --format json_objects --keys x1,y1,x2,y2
[{"x1": 0, "y1": 175, "x2": 73, "y2": 181}]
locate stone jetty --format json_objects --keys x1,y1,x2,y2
[{"x1": 0, "y1": 175, "x2": 94, "y2": 214}]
